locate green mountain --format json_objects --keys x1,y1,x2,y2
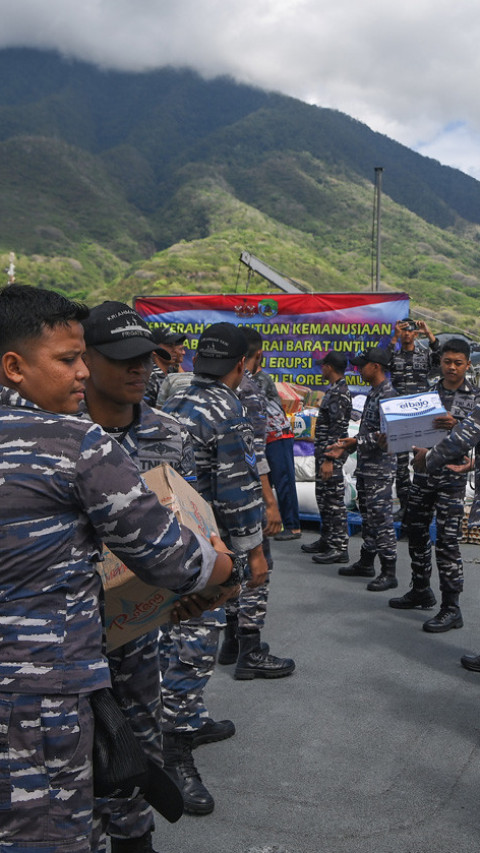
[{"x1": 1, "y1": 48, "x2": 480, "y2": 336}]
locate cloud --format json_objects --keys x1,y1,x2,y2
[{"x1": 2, "y1": 0, "x2": 480, "y2": 178}]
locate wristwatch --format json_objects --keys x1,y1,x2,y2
[{"x1": 220, "y1": 554, "x2": 246, "y2": 587}]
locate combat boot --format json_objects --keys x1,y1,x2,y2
[
  {"x1": 191, "y1": 718, "x2": 236, "y2": 748},
  {"x1": 460, "y1": 652, "x2": 480, "y2": 672},
  {"x1": 234, "y1": 630, "x2": 295, "y2": 680},
  {"x1": 423, "y1": 591, "x2": 463, "y2": 633},
  {"x1": 162, "y1": 732, "x2": 214, "y2": 815},
  {"x1": 389, "y1": 585, "x2": 436, "y2": 609},
  {"x1": 301, "y1": 538, "x2": 328, "y2": 554},
  {"x1": 110, "y1": 832, "x2": 159, "y2": 852},
  {"x1": 367, "y1": 558, "x2": 398, "y2": 592},
  {"x1": 218, "y1": 613, "x2": 239, "y2": 665},
  {"x1": 338, "y1": 548, "x2": 375, "y2": 577}
]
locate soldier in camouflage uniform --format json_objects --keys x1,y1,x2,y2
[
  {"x1": 0, "y1": 286, "x2": 233, "y2": 853},
  {"x1": 327, "y1": 346, "x2": 398, "y2": 591},
  {"x1": 163, "y1": 323, "x2": 273, "y2": 801},
  {"x1": 81, "y1": 303, "x2": 237, "y2": 844},
  {"x1": 390, "y1": 339, "x2": 480, "y2": 633},
  {"x1": 413, "y1": 405, "x2": 480, "y2": 666},
  {"x1": 143, "y1": 332, "x2": 172, "y2": 408},
  {"x1": 301, "y1": 351, "x2": 352, "y2": 564},
  {"x1": 386, "y1": 318, "x2": 440, "y2": 519},
  {"x1": 218, "y1": 326, "x2": 296, "y2": 679}
]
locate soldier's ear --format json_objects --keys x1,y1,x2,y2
[{"x1": 2, "y1": 351, "x2": 25, "y2": 384}]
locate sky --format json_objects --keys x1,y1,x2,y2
[{"x1": 3, "y1": 0, "x2": 480, "y2": 179}]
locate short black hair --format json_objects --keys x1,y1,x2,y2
[
  {"x1": 0, "y1": 284, "x2": 89, "y2": 356},
  {"x1": 440, "y1": 337, "x2": 471, "y2": 360},
  {"x1": 242, "y1": 326, "x2": 263, "y2": 359}
]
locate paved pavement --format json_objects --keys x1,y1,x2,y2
[{"x1": 151, "y1": 532, "x2": 480, "y2": 853}]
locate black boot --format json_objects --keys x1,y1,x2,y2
[
  {"x1": 218, "y1": 613, "x2": 239, "y2": 665},
  {"x1": 339, "y1": 548, "x2": 375, "y2": 577},
  {"x1": 389, "y1": 585, "x2": 436, "y2": 609},
  {"x1": 367, "y1": 558, "x2": 398, "y2": 592},
  {"x1": 461, "y1": 652, "x2": 480, "y2": 672},
  {"x1": 110, "y1": 832, "x2": 158, "y2": 853},
  {"x1": 234, "y1": 630, "x2": 295, "y2": 680},
  {"x1": 423, "y1": 592, "x2": 463, "y2": 633},
  {"x1": 162, "y1": 732, "x2": 214, "y2": 815},
  {"x1": 301, "y1": 538, "x2": 327, "y2": 554}
]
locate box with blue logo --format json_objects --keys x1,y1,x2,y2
[{"x1": 379, "y1": 391, "x2": 447, "y2": 454}]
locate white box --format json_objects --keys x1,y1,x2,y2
[{"x1": 380, "y1": 391, "x2": 447, "y2": 454}]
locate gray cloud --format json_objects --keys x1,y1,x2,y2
[{"x1": 2, "y1": 0, "x2": 480, "y2": 178}]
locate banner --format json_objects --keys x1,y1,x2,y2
[{"x1": 135, "y1": 292, "x2": 409, "y2": 388}]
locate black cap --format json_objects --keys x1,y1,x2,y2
[
  {"x1": 82, "y1": 301, "x2": 157, "y2": 360},
  {"x1": 194, "y1": 323, "x2": 248, "y2": 376},
  {"x1": 315, "y1": 351, "x2": 347, "y2": 372},
  {"x1": 151, "y1": 327, "x2": 187, "y2": 346},
  {"x1": 350, "y1": 346, "x2": 390, "y2": 368}
]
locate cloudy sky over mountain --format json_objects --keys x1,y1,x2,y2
[{"x1": 3, "y1": 0, "x2": 480, "y2": 178}]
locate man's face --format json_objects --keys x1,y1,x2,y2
[
  {"x1": 84, "y1": 347, "x2": 153, "y2": 406},
  {"x1": 360, "y1": 361, "x2": 378, "y2": 384},
  {"x1": 399, "y1": 325, "x2": 418, "y2": 348},
  {"x1": 440, "y1": 350, "x2": 470, "y2": 387},
  {"x1": 5, "y1": 321, "x2": 89, "y2": 414},
  {"x1": 172, "y1": 342, "x2": 186, "y2": 365}
]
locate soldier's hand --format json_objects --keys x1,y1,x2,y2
[
  {"x1": 446, "y1": 456, "x2": 473, "y2": 474},
  {"x1": 433, "y1": 413, "x2": 457, "y2": 430},
  {"x1": 263, "y1": 499, "x2": 282, "y2": 536},
  {"x1": 210, "y1": 533, "x2": 232, "y2": 554},
  {"x1": 377, "y1": 432, "x2": 388, "y2": 449},
  {"x1": 247, "y1": 544, "x2": 269, "y2": 589},
  {"x1": 205, "y1": 585, "x2": 242, "y2": 609},
  {"x1": 170, "y1": 593, "x2": 216, "y2": 623},
  {"x1": 412, "y1": 447, "x2": 428, "y2": 472},
  {"x1": 320, "y1": 459, "x2": 333, "y2": 481}
]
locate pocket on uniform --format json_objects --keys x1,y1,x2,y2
[{"x1": 0, "y1": 699, "x2": 13, "y2": 810}]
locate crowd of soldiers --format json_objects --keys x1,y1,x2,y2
[{"x1": 1, "y1": 285, "x2": 480, "y2": 853}]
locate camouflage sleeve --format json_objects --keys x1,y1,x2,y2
[
  {"x1": 426, "y1": 405, "x2": 480, "y2": 472},
  {"x1": 326, "y1": 387, "x2": 352, "y2": 444},
  {"x1": 209, "y1": 420, "x2": 264, "y2": 553},
  {"x1": 74, "y1": 424, "x2": 216, "y2": 593},
  {"x1": 179, "y1": 424, "x2": 198, "y2": 486},
  {"x1": 238, "y1": 379, "x2": 268, "y2": 476}
]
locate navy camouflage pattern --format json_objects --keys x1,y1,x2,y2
[{"x1": 314, "y1": 377, "x2": 352, "y2": 552}]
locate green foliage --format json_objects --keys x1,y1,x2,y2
[{"x1": 1, "y1": 48, "x2": 480, "y2": 337}]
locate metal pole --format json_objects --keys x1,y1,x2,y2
[{"x1": 374, "y1": 167, "x2": 383, "y2": 292}]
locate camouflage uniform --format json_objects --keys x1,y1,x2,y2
[
  {"x1": 231, "y1": 368, "x2": 272, "y2": 632},
  {"x1": 314, "y1": 378, "x2": 352, "y2": 553},
  {"x1": 144, "y1": 364, "x2": 166, "y2": 409},
  {"x1": 355, "y1": 378, "x2": 397, "y2": 569},
  {"x1": 387, "y1": 338, "x2": 440, "y2": 511},
  {"x1": 405, "y1": 378, "x2": 480, "y2": 594},
  {"x1": 425, "y1": 403, "x2": 480, "y2": 525},
  {"x1": 0, "y1": 387, "x2": 217, "y2": 852},
  {"x1": 96, "y1": 403, "x2": 197, "y2": 842}
]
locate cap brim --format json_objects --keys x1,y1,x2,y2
[
  {"x1": 155, "y1": 347, "x2": 172, "y2": 362},
  {"x1": 193, "y1": 355, "x2": 240, "y2": 376},
  {"x1": 93, "y1": 339, "x2": 157, "y2": 359}
]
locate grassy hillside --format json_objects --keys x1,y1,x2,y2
[{"x1": 1, "y1": 49, "x2": 480, "y2": 337}]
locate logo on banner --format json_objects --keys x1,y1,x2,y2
[
  {"x1": 234, "y1": 302, "x2": 257, "y2": 318},
  {"x1": 258, "y1": 298, "x2": 278, "y2": 319}
]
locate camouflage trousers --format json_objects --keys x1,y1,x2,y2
[
  {"x1": 405, "y1": 477, "x2": 466, "y2": 594},
  {"x1": 100, "y1": 631, "x2": 162, "y2": 841},
  {"x1": 0, "y1": 692, "x2": 94, "y2": 853},
  {"x1": 225, "y1": 533, "x2": 273, "y2": 631},
  {"x1": 159, "y1": 616, "x2": 223, "y2": 733},
  {"x1": 395, "y1": 451, "x2": 412, "y2": 510},
  {"x1": 314, "y1": 463, "x2": 348, "y2": 552},
  {"x1": 356, "y1": 470, "x2": 396, "y2": 563}
]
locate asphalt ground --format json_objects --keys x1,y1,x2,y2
[{"x1": 149, "y1": 531, "x2": 480, "y2": 853}]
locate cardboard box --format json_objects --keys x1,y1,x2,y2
[
  {"x1": 274, "y1": 382, "x2": 303, "y2": 414},
  {"x1": 380, "y1": 391, "x2": 447, "y2": 454},
  {"x1": 289, "y1": 411, "x2": 317, "y2": 440},
  {"x1": 98, "y1": 464, "x2": 220, "y2": 651}
]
